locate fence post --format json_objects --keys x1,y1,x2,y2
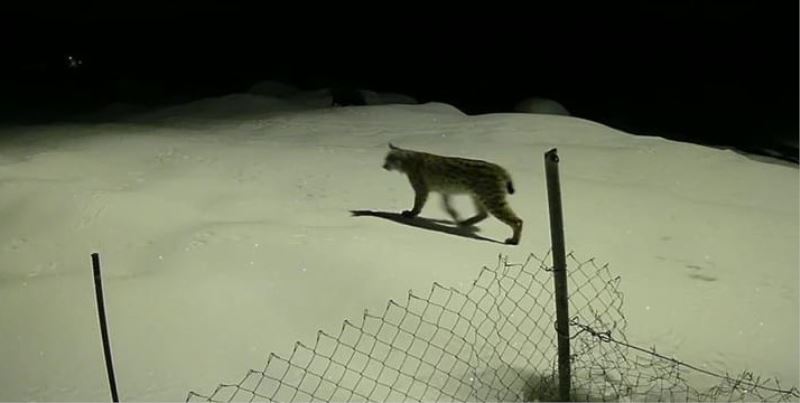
[
  {"x1": 545, "y1": 148, "x2": 571, "y2": 401},
  {"x1": 92, "y1": 252, "x2": 120, "y2": 402}
]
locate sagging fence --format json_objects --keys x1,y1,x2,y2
[{"x1": 184, "y1": 252, "x2": 799, "y2": 402}]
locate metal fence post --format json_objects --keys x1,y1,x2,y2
[
  {"x1": 92, "y1": 252, "x2": 120, "y2": 402},
  {"x1": 545, "y1": 148, "x2": 571, "y2": 401}
]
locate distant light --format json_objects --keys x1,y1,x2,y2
[{"x1": 66, "y1": 55, "x2": 84, "y2": 69}]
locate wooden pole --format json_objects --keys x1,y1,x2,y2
[{"x1": 544, "y1": 148, "x2": 571, "y2": 401}]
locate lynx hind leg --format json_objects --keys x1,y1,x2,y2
[
  {"x1": 486, "y1": 198, "x2": 523, "y2": 245},
  {"x1": 441, "y1": 194, "x2": 462, "y2": 222},
  {"x1": 458, "y1": 196, "x2": 489, "y2": 227}
]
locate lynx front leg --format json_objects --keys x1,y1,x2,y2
[{"x1": 402, "y1": 188, "x2": 428, "y2": 218}]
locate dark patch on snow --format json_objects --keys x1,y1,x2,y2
[{"x1": 350, "y1": 209, "x2": 505, "y2": 245}]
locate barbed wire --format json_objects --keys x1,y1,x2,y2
[{"x1": 569, "y1": 316, "x2": 799, "y2": 402}]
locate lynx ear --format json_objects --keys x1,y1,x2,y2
[{"x1": 389, "y1": 142, "x2": 399, "y2": 150}]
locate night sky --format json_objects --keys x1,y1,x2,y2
[{"x1": 2, "y1": 2, "x2": 797, "y2": 161}]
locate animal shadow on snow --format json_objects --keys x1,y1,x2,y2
[{"x1": 350, "y1": 210, "x2": 505, "y2": 245}]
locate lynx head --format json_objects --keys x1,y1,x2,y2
[{"x1": 383, "y1": 143, "x2": 409, "y2": 172}]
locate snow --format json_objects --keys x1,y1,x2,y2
[
  {"x1": 361, "y1": 90, "x2": 418, "y2": 106},
  {"x1": 247, "y1": 81, "x2": 418, "y2": 109},
  {"x1": 248, "y1": 80, "x2": 301, "y2": 98},
  {"x1": 0, "y1": 92, "x2": 796, "y2": 401},
  {"x1": 513, "y1": 97, "x2": 571, "y2": 116}
]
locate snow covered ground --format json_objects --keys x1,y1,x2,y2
[{"x1": 0, "y1": 91, "x2": 796, "y2": 401}]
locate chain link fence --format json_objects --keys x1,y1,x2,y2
[{"x1": 186, "y1": 252, "x2": 799, "y2": 402}]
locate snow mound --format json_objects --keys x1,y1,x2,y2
[
  {"x1": 133, "y1": 93, "x2": 303, "y2": 123},
  {"x1": 514, "y1": 97, "x2": 571, "y2": 116},
  {"x1": 248, "y1": 81, "x2": 418, "y2": 107},
  {"x1": 248, "y1": 80, "x2": 299, "y2": 98},
  {"x1": 361, "y1": 90, "x2": 418, "y2": 105},
  {"x1": 288, "y1": 88, "x2": 336, "y2": 108}
]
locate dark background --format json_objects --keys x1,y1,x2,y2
[{"x1": 1, "y1": 2, "x2": 797, "y2": 161}]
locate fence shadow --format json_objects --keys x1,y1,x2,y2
[{"x1": 349, "y1": 209, "x2": 504, "y2": 245}]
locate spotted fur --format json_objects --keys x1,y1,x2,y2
[{"x1": 382, "y1": 143, "x2": 523, "y2": 245}]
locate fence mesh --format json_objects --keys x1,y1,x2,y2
[{"x1": 186, "y1": 252, "x2": 799, "y2": 402}]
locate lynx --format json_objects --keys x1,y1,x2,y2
[{"x1": 382, "y1": 143, "x2": 523, "y2": 245}]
